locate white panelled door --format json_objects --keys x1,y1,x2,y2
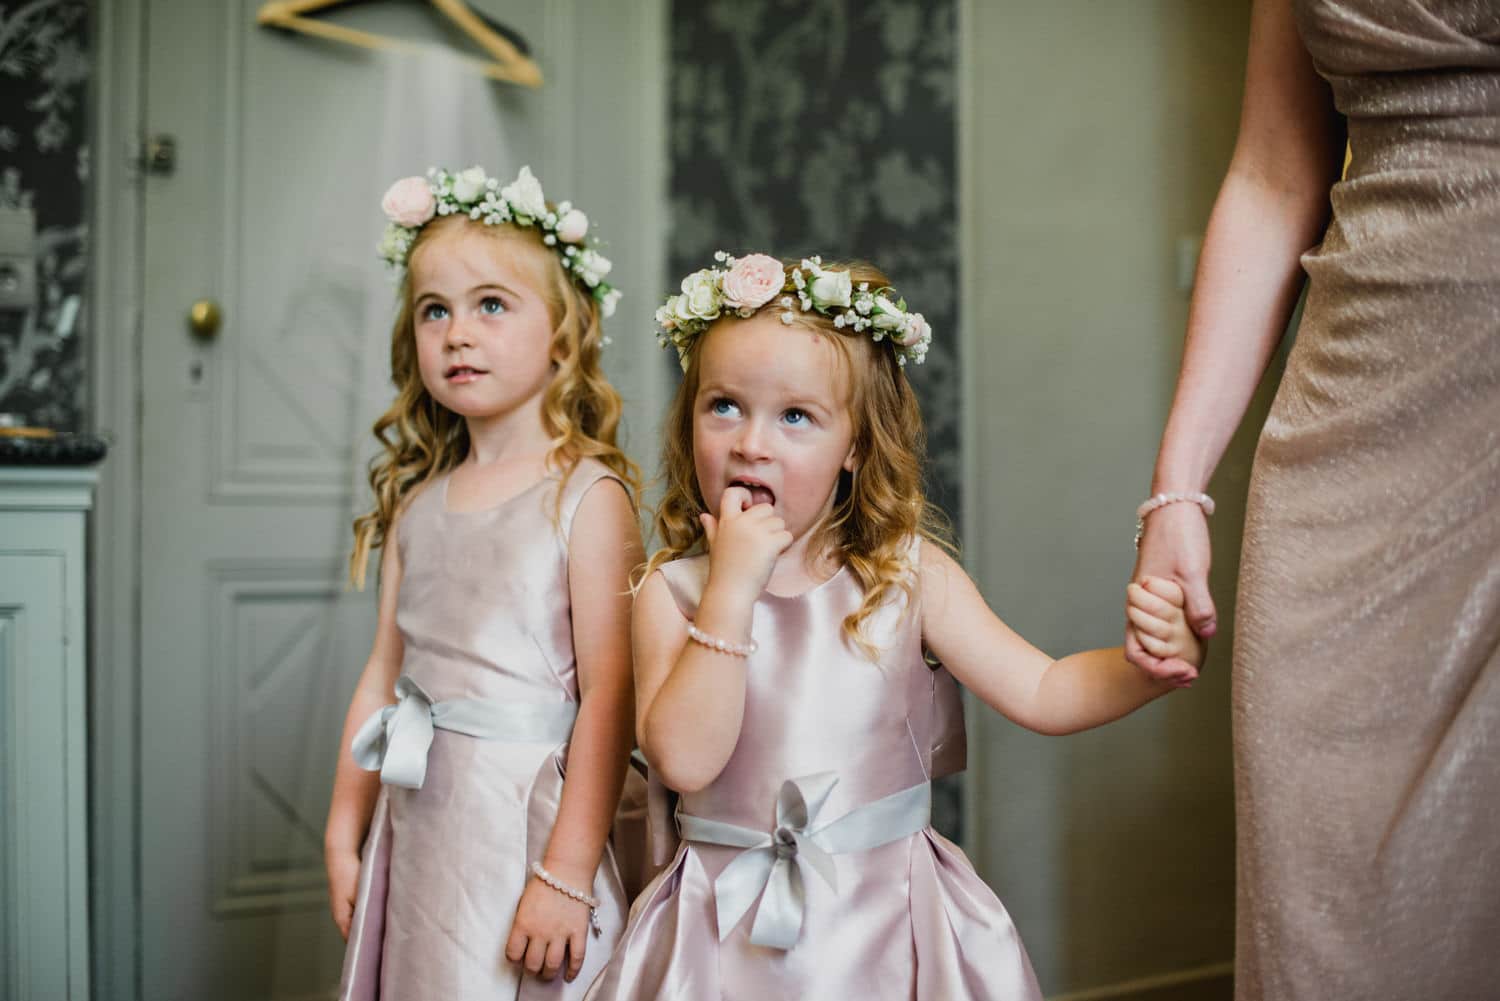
[{"x1": 136, "y1": 2, "x2": 663, "y2": 997}]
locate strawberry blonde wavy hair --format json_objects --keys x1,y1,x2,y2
[
  {"x1": 642, "y1": 259, "x2": 952, "y2": 658},
  {"x1": 350, "y1": 215, "x2": 640, "y2": 588}
]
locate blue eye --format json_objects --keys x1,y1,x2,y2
[
  {"x1": 711, "y1": 398, "x2": 740, "y2": 417},
  {"x1": 480, "y1": 296, "x2": 505, "y2": 315},
  {"x1": 784, "y1": 408, "x2": 809, "y2": 426},
  {"x1": 420, "y1": 302, "x2": 448, "y2": 321}
]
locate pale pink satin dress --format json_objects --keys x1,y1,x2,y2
[
  {"x1": 585, "y1": 542, "x2": 1042, "y2": 1001},
  {"x1": 339, "y1": 460, "x2": 642, "y2": 1001}
]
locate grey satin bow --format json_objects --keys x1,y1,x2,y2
[
  {"x1": 678, "y1": 773, "x2": 931, "y2": 950},
  {"x1": 351, "y1": 675, "x2": 578, "y2": 789}
]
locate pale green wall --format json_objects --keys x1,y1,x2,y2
[{"x1": 961, "y1": 2, "x2": 1285, "y2": 997}]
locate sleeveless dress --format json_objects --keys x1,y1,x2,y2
[
  {"x1": 1233, "y1": 4, "x2": 1500, "y2": 999},
  {"x1": 584, "y1": 545, "x2": 1042, "y2": 1001},
  {"x1": 338, "y1": 459, "x2": 639, "y2": 1001}
]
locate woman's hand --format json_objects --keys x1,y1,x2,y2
[
  {"x1": 1127, "y1": 502, "x2": 1216, "y2": 679},
  {"x1": 325, "y1": 848, "x2": 362, "y2": 940},
  {"x1": 505, "y1": 866, "x2": 595, "y2": 982}
]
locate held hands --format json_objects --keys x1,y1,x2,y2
[
  {"x1": 1125, "y1": 576, "x2": 1203, "y2": 687},
  {"x1": 700, "y1": 485, "x2": 794, "y2": 602},
  {"x1": 325, "y1": 848, "x2": 361, "y2": 941},
  {"x1": 505, "y1": 863, "x2": 594, "y2": 982},
  {"x1": 1127, "y1": 501, "x2": 1216, "y2": 681}
]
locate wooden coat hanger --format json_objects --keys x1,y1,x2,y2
[{"x1": 256, "y1": 0, "x2": 543, "y2": 88}]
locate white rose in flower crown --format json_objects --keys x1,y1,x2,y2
[
  {"x1": 895, "y1": 312, "x2": 931, "y2": 348},
  {"x1": 380, "y1": 176, "x2": 436, "y2": 226},
  {"x1": 656, "y1": 299, "x2": 680, "y2": 329},
  {"x1": 450, "y1": 166, "x2": 488, "y2": 204},
  {"x1": 501, "y1": 165, "x2": 548, "y2": 220},
  {"x1": 721, "y1": 253, "x2": 785, "y2": 311},
  {"x1": 600, "y1": 287, "x2": 622, "y2": 318},
  {"x1": 808, "y1": 266, "x2": 853, "y2": 309},
  {"x1": 670, "y1": 294, "x2": 701, "y2": 325},
  {"x1": 871, "y1": 295, "x2": 905, "y2": 331},
  {"x1": 555, "y1": 209, "x2": 589, "y2": 243},
  {"x1": 679, "y1": 269, "x2": 722, "y2": 319},
  {"x1": 579, "y1": 249, "x2": 612, "y2": 280}
]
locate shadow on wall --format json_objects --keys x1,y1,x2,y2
[{"x1": 1052, "y1": 1, "x2": 1288, "y2": 996}]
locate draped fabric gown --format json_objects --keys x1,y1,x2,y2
[{"x1": 1233, "y1": 4, "x2": 1500, "y2": 997}]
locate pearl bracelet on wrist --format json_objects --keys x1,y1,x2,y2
[
  {"x1": 529, "y1": 860, "x2": 602, "y2": 935},
  {"x1": 1134, "y1": 491, "x2": 1215, "y2": 550},
  {"x1": 686, "y1": 622, "x2": 758, "y2": 658}
]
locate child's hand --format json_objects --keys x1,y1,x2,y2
[
  {"x1": 505, "y1": 870, "x2": 593, "y2": 982},
  {"x1": 325, "y1": 848, "x2": 361, "y2": 940},
  {"x1": 700, "y1": 485, "x2": 794, "y2": 602},
  {"x1": 1126, "y1": 576, "x2": 1202, "y2": 687}
]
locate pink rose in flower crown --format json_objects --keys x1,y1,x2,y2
[
  {"x1": 721, "y1": 253, "x2": 786, "y2": 312},
  {"x1": 381, "y1": 176, "x2": 436, "y2": 227},
  {"x1": 894, "y1": 311, "x2": 931, "y2": 348}
]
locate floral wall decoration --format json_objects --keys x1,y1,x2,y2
[{"x1": 0, "y1": 0, "x2": 92, "y2": 431}]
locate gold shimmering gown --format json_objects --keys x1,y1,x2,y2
[
  {"x1": 338, "y1": 460, "x2": 643, "y2": 1001},
  {"x1": 1233, "y1": 3, "x2": 1500, "y2": 998}
]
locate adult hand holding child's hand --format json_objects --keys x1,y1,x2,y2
[
  {"x1": 1126, "y1": 576, "x2": 1203, "y2": 688},
  {"x1": 1127, "y1": 501, "x2": 1216, "y2": 686}
]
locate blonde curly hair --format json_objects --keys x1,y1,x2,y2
[
  {"x1": 350, "y1": 216, "x2": 640, "y2": 588},
  {"x1": 642, "y1": 258, "x2": 952, "y2": 658}
]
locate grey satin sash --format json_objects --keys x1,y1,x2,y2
[
  {"x1": 677, "y1": 772, "x2": 931, "y2": 950},
  {"x1": 351, "y1": 675, "x2": 578, "y2": 789}
]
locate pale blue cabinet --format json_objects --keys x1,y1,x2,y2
[{"x1": 0, "y1": 468, "x2": 93, "y2": 1001}]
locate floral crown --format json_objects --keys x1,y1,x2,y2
[
  {"x1": 377, "y1": 165, "x2": 621, "y2": 319},
  {"x1": 654, "y1": 252, "x2": 931, "y2": 370}
]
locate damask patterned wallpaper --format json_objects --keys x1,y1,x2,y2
[
  {"x1": 666, "y1": 0, "x2": 961, "y2": 517},
  {"x1": 0, "y1": 1, "x2": 961, "y2": 460},
  {"x1": 0, "y1": 0, "x2": 91, "y2": 431},
  {"x1": 666, "y1": 0, "x2": 964, "y2": 836}
]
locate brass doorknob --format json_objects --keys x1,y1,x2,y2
[{"x1": 188, "y1": 299, "x2": 222, "y2": 339}]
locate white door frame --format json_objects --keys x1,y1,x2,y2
[{"x1": 90, "y1": 0, "x2": 147, "y2": 996}]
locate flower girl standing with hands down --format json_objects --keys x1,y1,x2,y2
[
  {"x1": 584, "y1": 252, "x2": 1203, "y2": 1000},
  {"x1": 326, "y1": 165, "x2": 643, "y2": 999}
]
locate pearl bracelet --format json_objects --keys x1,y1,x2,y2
[
  {"x1": 529, "y1": 860, "x2": 602, "y2": 935},
  {"x1": 1134, "y1": 491, "x2": 1215, "y2": 550},
  {"x1": 686, "y1": 622, "x2": 758, "y2": 658}
]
